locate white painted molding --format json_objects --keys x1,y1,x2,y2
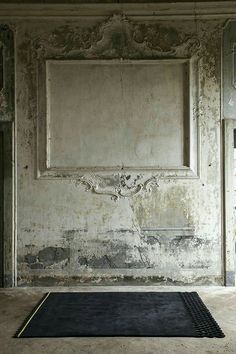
[
  {"x1": 223, "y1": 20, "x2": 236, "y2": 119},
  {"x1": 37, "y1": 58, "x2": 200, "y2": 181}
]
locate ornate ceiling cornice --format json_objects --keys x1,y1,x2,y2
[{"x1": 0, "y1": 2, "x2": 236, "y2": 20}]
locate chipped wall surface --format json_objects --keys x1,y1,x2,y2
[{"x1": 12, "y1": 15, "x2": 224, "y2": 286}]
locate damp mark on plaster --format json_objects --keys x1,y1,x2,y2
[
  {"x1": 143, "y1": 236, "x2": 161, "y2": 246},
  {"x1": 78, "y1": 252, "x2": 151, "y2": 270},
  {"x1": 24, "y1": 254, "x2": 37, "y2": 264},
  {"x1": 78, "y1": 255, "x2": 116, "y2": 269},
  {"x1": 38, "y1": 247, "x2": 70, "y2": 266},
  {"x1": 180, "y1": 260, "x2": 211, "y2": 269},
  {"x1": 17, "y1": 274, "x2": 222, "y2": 287},
  {"x1": 23, "y1": 247, "x2": 70, "y2": 269},
  {"x1": 63, "y1": 229, "x2": 88, "y2": 242},
  {"x1": 106, "y1": 229, "x2": 135, "y2": 235},
  {"x1": 30, "y1": 262, "x2": 44, "y2": 269}
]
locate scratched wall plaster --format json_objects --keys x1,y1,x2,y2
[{"x1": 15, "y1": 17, "x2": 223, "y2": 286}]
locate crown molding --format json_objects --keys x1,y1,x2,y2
[{"x1": 0, "y1": 2, "x2": 236, "y2": 20}]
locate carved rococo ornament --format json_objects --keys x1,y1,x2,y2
[
  {"x1": 74, "y1": 173, "x2": 160, "y2": 201},
  {"x1": 33, "y1": 14, "x2": 200, "y2": 59}
]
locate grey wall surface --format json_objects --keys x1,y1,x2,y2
[
  {"x1": 47, "y1": 60, "x2": 187, "y2": 168},
  {"x1": 7, "y1": 13, "x2": 224, "y2": 286}
]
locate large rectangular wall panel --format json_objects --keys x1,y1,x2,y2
[{"x1": 45, "y1": 60, "x2": 189, "y2": 170}]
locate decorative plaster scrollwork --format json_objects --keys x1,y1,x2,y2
[
  {"x1": 75, "y1": 174, "x2": 160, "y2": 201},
  {"x1": 33, "y1": 14, "x2": 200, "y2": 59}
]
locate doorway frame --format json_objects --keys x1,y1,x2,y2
[
  {"x1": 0, "y1": 122, "x2": 16, "y2": 287},
  {"x1": 0, "y1": 24, "x2": 15, "y2": 287},
  {"x1": 223, "y1": 119, "x2": 236, "y2": 286}
]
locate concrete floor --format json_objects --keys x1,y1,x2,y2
[{"x1": 0, "y1": 286, "x2": 236, "y2": 354}]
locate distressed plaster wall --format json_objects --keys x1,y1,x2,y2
[{"x1": 11, "y1": 15, "x2": 223, "y2": 286}]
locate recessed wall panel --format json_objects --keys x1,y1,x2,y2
[{"x1": 46, "y1": 60, "x2": 189, "y2": 169}]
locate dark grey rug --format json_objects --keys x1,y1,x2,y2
[{"x1": 15, "y1": 292, "x2": 224, "y2": 338}]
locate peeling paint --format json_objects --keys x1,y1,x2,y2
[{"x1": 14, "y1": 16, "x2": 224, "y2": 286}]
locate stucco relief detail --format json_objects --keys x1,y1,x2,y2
[
  {"x1": 33, "y1": 14, "x2": 200, "y2": 59},
  {"x1": 33, "y1": 15, "x2": 201, "y2": 199},
  {"x1": 75, "y1": 173, "x2": 160, "y2": 201}
]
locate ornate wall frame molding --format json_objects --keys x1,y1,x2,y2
[
  {"x1": 35, "y1": 15, "x2": 201, "y2": 199},
  {"x1": 32, "y1": 14, "x2": 201, "y2": 60},
  {"x1": 0, "y1": 25, "x2": 14, "y2": 122}
]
